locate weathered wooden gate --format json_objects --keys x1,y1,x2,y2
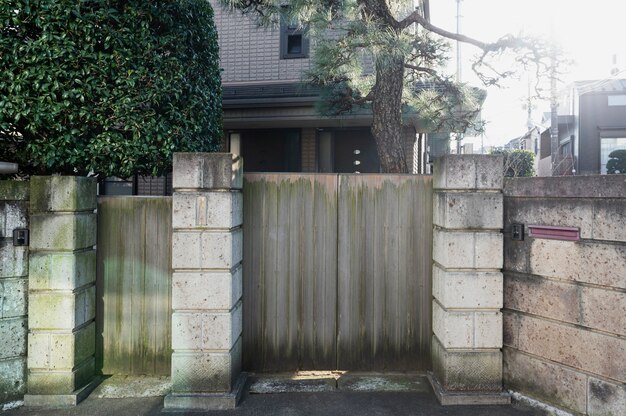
[
  {"x1": 95, "y1": 175, "x2": 432, "y2": 374},
  {"x1": 96, "y1": 197, "x2": 172, "y2": 375},
  {"x1": 243, "y1": 174, "x2": 433, "y2": 372}
]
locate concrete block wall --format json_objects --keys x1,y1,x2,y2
[
  {"x1": 430, "y1": 155, "x2": 508, "y2": 405},
  {"x1": 25, "y1": 176, "x2": 98, "y2": 407},
  {"x1": 0, "y1": 181, "x2": 29, "y2": 404},
  {"x1": 165, "y1": 153, "x2": 245, "y2": 411},
  {"x1": 503, "y1": 175, "x2": 626, "y2": 415}
]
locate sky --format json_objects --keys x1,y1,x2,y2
[{"x1": 429, "y1": 0, "x2": 626, "y2": 149}]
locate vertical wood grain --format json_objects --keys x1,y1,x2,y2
[
  {"x1": 96, "y1": 197, "x2": 172, "y2": 376},
  {"x1": 243, "y1": 174, "x2": 337, "y2": 372},
  {"x1": 337, "y1": 175, "x2": 432, "y2": 371},
  {"x1": 243, "y1": 174, "x2": 432, "y2": 372}
]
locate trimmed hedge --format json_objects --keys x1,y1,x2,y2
[{"x1": 0, "y1": 0, "x2": 222, "y2": 177}]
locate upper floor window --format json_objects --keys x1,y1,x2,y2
[
  {"x1": 281, "y1": 16, "x2": 309, "y2": 59},
  {"x1": 601, "y1": 137, "x2": 626, "y2": 174},
  {"x1": 608, "y1": 95, "x2": 626, "y2": 106}
]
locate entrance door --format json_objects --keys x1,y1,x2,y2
[{"x1": 333, "y1": 129, "x2": 380, "y2": 173}]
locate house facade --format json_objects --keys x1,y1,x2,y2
[
  {"x1": 213, "y1": 1, "x2": 432, "y2": 174},
  {"x1": 539, "y1": 79, "x2": 626, "y2": 175}
]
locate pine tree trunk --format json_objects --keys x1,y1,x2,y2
[{"x1": 371, "y1": 56, "x2": 409, "y2": 173}]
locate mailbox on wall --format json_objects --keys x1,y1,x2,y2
[{"x1": 527, "y1": 225, "x2": 580, "y2": 241}]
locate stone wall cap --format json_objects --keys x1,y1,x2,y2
[
  {"x1": 173, "y1": 153, "x2": 243, "y2": 190},
  {"x1": 434, "y1": 155, "x2": 504, "y2": 191},
  {"x1": 30, "y1": 176, "x2": 96, "y2": 212},
  {"x1": 504, "y1": 175, "x2": 626, "y2": 198}
]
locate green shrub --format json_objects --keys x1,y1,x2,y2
[
  {"x1": 0, "y1": 0, "x2": 222, "y2": 177},
  {"x1": 490, "y1": 148, "x2": 535, "y2": 177}
]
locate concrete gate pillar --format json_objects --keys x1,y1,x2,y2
[
  {"x1": 25, "y1": 176, "x2": 98, "y2": 406},
  {"x1": 428, "y1": 155, "x2": 509, "y2": 405},
  {"x1": 164, "y1": 153, "x2": 246, "y2": 411}
]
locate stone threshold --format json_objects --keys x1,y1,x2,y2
[{"x1": 248, "y1": 372, "x2": 431, "y2": 394}]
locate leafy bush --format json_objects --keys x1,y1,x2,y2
[
  {"x1": 607, "y1": 149, "x2": 626, "y2": 174},
  {"x1": 0, "y1": 0, "x2": 222, "y2": 177},
  {"x1": 490, "y1": 149, "x2": 535, "y2": 177}
]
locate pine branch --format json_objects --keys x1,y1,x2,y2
[{"x1": 403, "y1": 63, "x2": 438, "y2": 77}]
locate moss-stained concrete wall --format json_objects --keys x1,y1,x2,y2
[
  {"x1": 25, "y1": 176, "x2": 98, "y2": 407},
  {"x1": 164, "y1": 153, "x2": 245, "y2": 411},
  {"x1": 0, "y1": 181, "x2": 29, "y2": 404},
  {"x1": 429, "y1": 155, "x2": 509, "y2": 406},
  {"x1": 503, "y1": 175, "x2": 626, "y2": 416}
]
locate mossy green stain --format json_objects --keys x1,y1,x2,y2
[
  {"x1": 97, "y1": 197, "x2": 172, "y2": 376},
  {"x1": 241, "y1": 174, "x2": 433, "y2": 372},
  {"x1": 0, "y1": 181, "x2": 29, "y2": 201}
]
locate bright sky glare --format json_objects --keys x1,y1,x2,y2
[{"x1": 429, "y1": 0, "x2": 626, "y2": 148}]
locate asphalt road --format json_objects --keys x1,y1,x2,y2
[{"x1": 3, "y1": 391, "x2": 542, "y2": 416}]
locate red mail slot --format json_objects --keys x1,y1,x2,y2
[{"x1": 527, "y1": 225, "x2": 580, "y2": 241}]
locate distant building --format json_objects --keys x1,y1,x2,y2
[
  {"x1": 540, "y1": 79, "x2": 626, "y2": 175},
  {"x1": 503, "y1": 127, "x2": 542, "y2": 175},
  {"x1": 504, "y1": 127, "x2": 540, "y2": 153}
]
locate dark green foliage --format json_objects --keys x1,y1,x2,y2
[
  {"x1": 490, "y1": 148, "x2": 535, "y2": 177},
  {"x1": 0, "y1": 0, "x2": 222, "y2": 177},
  {"x1": 607, "y1": 149, "x2": 626, "y2": 174}
]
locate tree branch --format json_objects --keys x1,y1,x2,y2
[
  {"x1": 353, "y1": 90, "x2": 374, "y2": 104},
  {"x1": 404, "y1": 63, "x2": 438, "y2": 77},
  {"x1": 399, "y1": 11, "x2": 488, "y2": 49},
  {"x1": 357, "y1": 0, "x2": 400, "y2": 29}
]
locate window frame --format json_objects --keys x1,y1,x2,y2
[
  {"x1": 280, "y1": 16, "x2": 309, "y2": 59},
  {"x1": 600, "y1": 137, "x2": 626, "y2": 174}
]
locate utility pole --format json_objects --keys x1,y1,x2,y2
[
  {"x1": 526, "y1": 75, "x2": 533, "y2": 131},
  {"x1": 550, "y1": 55, "x2": 560, "y2": 175},
  {"x1": 456, "y1": 0, "x2": 462, "y2": 83},
  {"x1": 549, "y1": 12, "x2": 559, "y2": 175},
  {"x1": 455, "y1": 0, "x2": 464, "y2": 154}
]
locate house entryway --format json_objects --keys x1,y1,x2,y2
[{"x1": 242, "y1": 173, "x2": 433, "y2": 372}]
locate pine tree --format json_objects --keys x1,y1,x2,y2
[{"x1": 223, "y1": 0, "x2": 560, "y2": 172}]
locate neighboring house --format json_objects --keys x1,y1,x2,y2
[
  {"x1": 539, "y1": 79, "x2": 626, "y2": 176},
  {"x1": 504, "y1": 126, "x2": 541, "y2": 154},
  {"x1": 214, "y1": 1, "x2": 471, "y2": 174},
  {"x1": 504, "y1": 126, "x2": 542, "y2": 175}
]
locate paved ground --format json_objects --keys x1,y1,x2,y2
[
  {"x1": 1, "y1": 374, "x2": 546, "y2": 416},
  {"x1": 2, "y1": 391, "x2": 543, "y2": 416}
]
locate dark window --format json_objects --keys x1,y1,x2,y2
[
  {"x1": 241, "y1": 129, "x2": 301, "y2": 172},
  {"x1": 100, "y1": 177, "x2": 134, "y2": 196},
  {"x1": 99, "y1": 175, "x2": 172, "y2": 196},
  {"x1": 281, "y1": 18, "x2": 309, "y2": 59}
]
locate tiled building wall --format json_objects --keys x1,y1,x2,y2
[
  {"x1": 211, "y1": 2, "x2": 312, "y2": 84},
  {"x1": 503, "y1": 176, "x2": 626, "y2": 415}
]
